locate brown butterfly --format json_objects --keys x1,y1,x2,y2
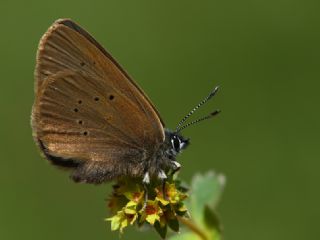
[{"x1": 31, "y1": 19, "x2": 219, "y2": 185}]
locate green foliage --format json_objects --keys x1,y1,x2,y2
[{"x1": 169, "y1": 171, "x2": 225, "y2": 240}]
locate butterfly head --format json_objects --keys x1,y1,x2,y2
[{"x1": 166, "y1": 130, "x2": 190, "y2": 155}]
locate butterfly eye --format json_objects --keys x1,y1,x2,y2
[{"x1": 171, "y1": 136, "x2": 181, "y2": 152}]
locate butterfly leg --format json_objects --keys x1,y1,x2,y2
[
  {"x1": 158, "y1": 169, "x2": 167, "y2": 180},
  {"x1": 171, "y1": 161, "x2": 181, "y2": 175},
  {"x1": 142, "y1": 172, "x2": 150, "y2": 211},
  {"x1": 158, "y1": 170, "x2": 168, "y2": 200},
  {"x1": 162, "y1": 179, "x2": 167, "y2": 200},
  {"x1": 143, "y1": 171, "x2": 150, "y2": 184}
]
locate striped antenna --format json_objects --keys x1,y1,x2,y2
[
  {"x1": 175, "y1": 86, "x2": 219, "y2": 132},
  {"x1": 176, "y1": 109, "x2": 220, "y2": 132}
]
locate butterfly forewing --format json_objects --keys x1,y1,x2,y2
[{"x1": 32, "y1": 19, "x2": 165, "y2": 183}]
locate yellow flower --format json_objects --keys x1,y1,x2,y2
[
  {"x1": 106, "y1": 203, "x2": 138, "y2": 233},
  {"x1": 123, "y1": 187, "x2": 144, "y2": 204},
  {"x1": 140, "y1": 200, "x2": 163, "y2": 225},
  {"x1": 124, "y1": 200, "x2": 139, "y2": 221},
  {"x1": 106, "y1": 177, "x2": 189, "y2": 237},
  {"x1": 156, "y1": 182, "x2": 188, "y2": 205},
  {"x1": 106, "y1": 210, "x2": 126, "y2": 233}
]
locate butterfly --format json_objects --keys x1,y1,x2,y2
[{"x1": 31, "y1": 19, "x2": 220, "y2": 186}]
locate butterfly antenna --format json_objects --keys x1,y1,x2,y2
[
  {"x1": 175, "y1": 86, "x2": 219, "y2": 132},
  {"x1": 177, "y1": 109, "x2": 221, "y2": 132}
]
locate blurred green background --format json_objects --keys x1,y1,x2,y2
[{"x1": 1, "y1": 0, "x2": 319, "y2": 239}]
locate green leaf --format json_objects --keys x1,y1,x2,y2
[
  {"x1": 154, "y1": 222, "x2": 167, "y2": 239},
  {"x1": 189, "y1": 171, "x2": 225, "y2": 225},
  {"x1": 171, "y1": 171, "x2": 225, "y2": 240},
  {"x1": 203, "y1": 205, "x2": 222, "y2": 239},
  {"x1": 168, "y1": 218, "x2": 180, "y2": 232}
]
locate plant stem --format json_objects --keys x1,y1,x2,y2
[{"x1": 177, "y1": 216, "x2": 208, "y2": 240}]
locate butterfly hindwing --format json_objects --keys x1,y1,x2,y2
[{"x1": 32, "y1": 19, "x2": 165, "y2": 183}]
